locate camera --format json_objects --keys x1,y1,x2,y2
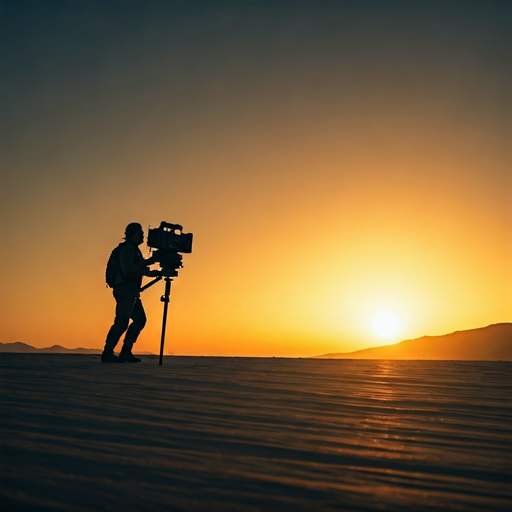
[{"x1": 147, "y1": 221, "x2": 193, "y2": 276}]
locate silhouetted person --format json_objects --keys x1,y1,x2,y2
[{"x1": 102, "y1": 223, "x2": 159, "y2": 363}]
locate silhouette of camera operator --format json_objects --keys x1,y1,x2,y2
[{"x1": 102, "y1": 223, "x2": 160, "y2": 363}]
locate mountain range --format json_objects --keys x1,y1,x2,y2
[
  {"x1": 316, "y1": 323, "x2": 512, "y2": 360},
  {"x1": 2, "y1": 324, "x2": 511, "y2": 359},
  {"x1": 0, "y1": 342, "x2": 153, "y2": 355}
]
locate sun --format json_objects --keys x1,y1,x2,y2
[{"x1": 371, "y1": 310, "x2": 402, "y2": 339}]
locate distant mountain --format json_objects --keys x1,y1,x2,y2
[
  {"x1": 316, "y1": 323, "x2": 512, "y2": 360},
  {"x1": 0, "y1": 342, "x2": 102, "y2": 354},
  {"x1": 0, "y1": 342, "x2": 153, "y2": 355}
]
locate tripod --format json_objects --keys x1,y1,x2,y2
[{"x1": 140, "y1": 274, "x2": 173, "y2": 365}]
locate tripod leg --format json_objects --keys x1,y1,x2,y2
[{"x1": 159, "y1": 278, "x2": 172, "y2": 366}]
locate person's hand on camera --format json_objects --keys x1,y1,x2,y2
[
  {"x1": 145, "y1": 269, "x2": 161, "y2": 278},
  {"x1": 144, "y1": 255, "x2": 157, "y2": 265}
]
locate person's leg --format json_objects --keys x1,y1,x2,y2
[
  {"x1": 103, "y1": 288, "x2": 137, "y2": 354},
  {"x1": 120, "y1": 298, "x2": 146, "y2": 358}
]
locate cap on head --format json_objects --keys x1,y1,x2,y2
[{"x1": 124, "y1": 222, "x2": 143, "y2": 239}]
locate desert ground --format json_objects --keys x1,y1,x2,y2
[{"x1": 1, "y1": 355, "x2": 510, "y2": 511}]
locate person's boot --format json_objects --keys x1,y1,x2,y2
[
  {"x1": 119, "y1": 348, "x2": 141, "y2": 363},
  {"x1": 101, "y1": 351, "x2": 125, "y2": 363}
]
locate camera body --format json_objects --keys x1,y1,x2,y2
[
  {"x1": 147, "y1": 222, "x2": 193, "y2": 254},
  {"x1": 147, "y1": 222, "x2": 193, "y2": 276}
]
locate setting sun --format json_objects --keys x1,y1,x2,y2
[{"x1": 371, "y1": 310, "x2": 402, "y2": 339}]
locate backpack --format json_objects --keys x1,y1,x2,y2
[{"x1": 105, "y1": 242, "x2": 126, "y2": 288}]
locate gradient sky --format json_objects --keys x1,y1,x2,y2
[{"x1": 2, "y1": 0, "x2": 511, "y2": 356}]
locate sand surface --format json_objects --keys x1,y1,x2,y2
[{"x1": 1, "y1": 355, "x2": 511, "y2": 511}]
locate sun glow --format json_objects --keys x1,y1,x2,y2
[{"x1": 371, "y1": 310, "x2": 402, "y2": 339}]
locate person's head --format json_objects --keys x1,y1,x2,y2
[{"x1": 124, "y1": 222, "x2": 144, "y2": 245}]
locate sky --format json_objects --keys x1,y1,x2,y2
[{"x1": 1, "y1": 0, "x2": 511, "y2": 356}]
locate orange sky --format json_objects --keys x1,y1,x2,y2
[{"x1": 2, "y1": 1, "x2": 511, "y2": 356}]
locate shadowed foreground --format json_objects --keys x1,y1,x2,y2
[{"x1": 1, "y1": 355, "x2": 511, "y2": 511}]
